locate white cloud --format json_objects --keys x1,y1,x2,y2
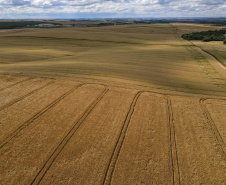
[{"x1": 0, "y1": 0, "x2": 225, "y2": 18}]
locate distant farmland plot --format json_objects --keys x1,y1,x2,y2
[
  {"x1": 0, "y1": 24, "x2": 225, "y2": 94},
  {"x1": 0, "y1": 23, "x2": 225, "y2": 184}
]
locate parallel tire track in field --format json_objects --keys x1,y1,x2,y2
[
  {"x1": 0, "y1": 81, "x2": 55, "y2": 112},
  {"x1": 0, "y1": 83, "x2": 85, "y2": 149},
  {"x1": 102, "y1": 92, "x2": 180, "y2": 185},
  {"x1": 0, "y1": 77, "x2": 33, "y2": 92},
  {"x1": 166, "y1": 96, "x2": 181, "y2": 185},
  {"x1": 200, "y1": 98, "x2": 226, "y2": 155},
  {"x1": 31, "y1": 87, "x2": 109, "y2": 185},
  {"x1": 102, "y1": 91, "x2": 142, "y2": 185}
]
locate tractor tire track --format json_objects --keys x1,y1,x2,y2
[
  {"x1": 0, "y1": 77, "x2": 33, "y2": 92},
  {"x1": 166, "y1": 96, "x2": 181, "y2": 185},
  {"x1": 102, "y1": 91, "x2": 142, "y2": 185},
  {"x1": 31, "y1": 87, "x2": 109, "y2": 185},
  {"x1": 0, "y1": 80, "x2": 55, "y2": 112},
  {"x1": 200, "y1": 98, "x2": 226, "y2": 155},
  {"x1": 102, "y1": 91, "x2": 180, "y2": 185},
  {"x1": 0, "y1": 83, "x2": 85, "y2": 149}
]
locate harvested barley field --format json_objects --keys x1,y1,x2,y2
[{"x1": 0, "y1": 23, "x2": 225, "y2": 184}]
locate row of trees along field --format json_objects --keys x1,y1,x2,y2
[{"x1": 182, "y1": 29, "x2": 226, "y2": 44}]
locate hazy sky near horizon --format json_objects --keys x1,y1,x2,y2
[{"x1": 0, "y1": 0, "x2": 225, "y2": 19}]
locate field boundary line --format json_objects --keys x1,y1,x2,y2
[
  {"x1": 31, "y1": 86, "x2": 109, "y2": 185},
  {"x1": 195, "y1": 47, "x2": 226, "y2": 71},
  {"x1": 102, "y1": 91, "x2": 180, "y2": 185},
  {"x1": 0, "y1": 83, "x2": 85, "y2": 149},
  {"x1": 0, "y1": 80, "x2": 55, "y2": 112},
  {"x1": 200, "y1": 98, "x2": 226, "y2": 155},
  {"x1": 171, "y1": 24, "x2": 226, "y2": 88},
  {"x1": 166, "y1": 96, "x2": 181, "y2": 185},
  {"x1": 0, "y1": 77, "x2": 33, "y2": 92}
]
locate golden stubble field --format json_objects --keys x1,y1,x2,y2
[{"x1": 0, "y1": 23, "x2": 225, "y2": 185}]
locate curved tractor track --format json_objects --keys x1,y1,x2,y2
[
  {"x1": 102, "y1": 91, "x2": 180, "y2": 185},
  {"x1": 200, "y1": 98, "x2": 226, "y2": 155}
]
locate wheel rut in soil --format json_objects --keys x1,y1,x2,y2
[
  {"x1": 166, "y1": 96, "x2": 181, "y2": 185},
  {"x1": 0, "y1": 80, "x2": 55, "y2": 111},
  {"x1": 0, "y1": 77, "x2": 33, "y2": 92},
  {"x1": 31, "y1": 86, "x2": 109, "y2": 185},
  {"x1": 102, "y1": 91, "x2": 180, "y2": 185},
  {"x1": 200, "y1": 98, "x2": 226, "y2": 155},
  {"x1": 0, "y1": 83, "x2": 84, "y2": 148}
]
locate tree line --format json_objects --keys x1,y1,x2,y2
[{"x1": 182, "y1": 29, "x2": 226, "y2": 44}]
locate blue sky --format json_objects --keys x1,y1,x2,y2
[{"x1": 0, "y1": 0, "x2": 225, "y2": 19}]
